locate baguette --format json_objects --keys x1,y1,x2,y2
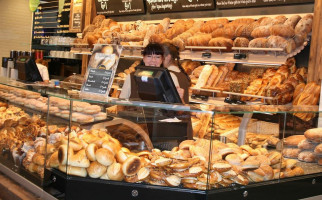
[
  {"x1": 205, "y1": 65, "x2": 219, "y2": 87},
  {"x1": 195, "y1": 65, "x2": 213, "y2": 88}
]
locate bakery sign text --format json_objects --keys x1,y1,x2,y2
[{"x1": 97, "y1": 0, "x2": 109, "y2": 10}]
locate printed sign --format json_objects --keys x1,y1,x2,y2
[
  {"x1": 216, "y1": 0, "x2": 314, "y2": 9},
  {"x1": 146, "y1": 0, "x2": 215, "y2": 13},
  {"x1": 95, "y1": 0, "x2": 145, "y2": 16}
]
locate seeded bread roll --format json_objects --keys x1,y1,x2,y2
[
  {"x1": 295, "y1": 14, "x2": 313, "y2": 35},
  {"x1": 284, "y1": 15, "x2": 302, "y2": 28},
  {"x1": 249, "y1": 38, "x2": 268, "y2": 48},
  {"x1": 267, "y1": 36, "x2": 295, "y2": 54},
  {"x1": 231, "y1": 18, "x2": 255, "y2": 24},
  {"x1": 233, "y1": 37, "x2": 250, "y2": 47}
]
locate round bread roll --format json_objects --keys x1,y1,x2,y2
[
  {"x1": 107, "y1": 162, "x2": 124, "y2": 181},
  {"x1": 86, "y1": 143, "x2": 98, "y2": 161},
  {"x1": 95, "y1": 148, "x2": 115, "y2": 166},
  {"x1": 122, "y1": 156, "x2": 142, "y2": 176},
  {"x1": 298, "y1": 150, "x2": 316, "y2": 163},
  {"x1": 87, "y1": 161, "x2": 107, "y2": 178},
  {"x1": 102, "y1": 141, "x2": 119, "y2": 155},
  {"x1": 116, "y1": 150, "x2": 128, "y2": 164},
  {"x1": 304, "y1": 128, "x2": 322, "y2": 143},
  {"x1": 317, "y1": 157, "x2": 322, "y2": 166},
  {"x1": 242, "y1": 157, "x2": 260, "y2": 170},
  {"x1": 268, "y1": 151, "x2": 282, "y2": 165},
  {"x1": 47, "y1": 151, "x2": 59, "y2": 168},
  {"x1": 285, "y1": 159, "x2": 297, "y2": 169},
  {"x1": 165, "y1": 175, "x2": 181, "y2": 187},
  {"x1": 68, "y1": 149, "x2": 90, "y2": 168}
]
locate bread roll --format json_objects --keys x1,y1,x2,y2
[
  {"x1": 251, "y1": 26, "x2": 271, "y2": 38},
  {"x1": 260, "y1": 18, "x2": 273, "y2": 26},
  {"x1": 95, "y1": 148, "x2": 115, "y2": 166},
  {"x1": 235, "y1": 23, "x2": 257, "y2": 38},
  {"x1": 231, "y1": 18, "x2": 255, "y2": 24},
  {"x1": 58, "y1": 145, "x2": 74, "y2": 165},
  {"x1": 284, "y1": 15, "x2": 302, "y2": 28},
  {"x1": 211, "y1": 27, "x2": 235, "y2": 39},
  {"x1": 107, "y1": 162, "x2": 124, "y2": 181},
  {"x1": 267, "y1": 36, "x2": 294, "y2": 53},
  {"x1": 47, "y1": 151, "x2": 59, "y2": 168},
  {"x1": 86, "y1": 143, "x2": 98, "y2": 162},
  {"x1": 208, "y1": 37, "x2": 233, "y2": 51},
  {"x1": 68, "y1": 149, "x2": 90, "y2": 168},
  {"x1": 249, "y1": 38, "x2": 268, "y2": 48},
  {"x1": 32, "y1": 153, "x2": 45, "y2": 166},
  {"x1": 273, "y1": 15, "x2": 287, "y2": 25},
  {"x1": 295, "y1": 14, "x2": 313, "y2": 34},
  {"x1": 270, "y1": 24, "x2": 295, "y2": 38},
  {"x1": 87, "y1": 161, "x2": 107, "y2": 178},
  {"x1": 59, "y1": 165, "x2": 87, "y2": 177},
  {"x1": 122, "y1": 156, "x2": 142, "y2": 176},
  {"x1": 293, "y1": 33, "x2": 307, "y2": 47},
  {"x1": 233, "y1": 37, "x2": 250, "y2": 47}
]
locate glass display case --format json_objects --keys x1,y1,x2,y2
[{"x1": 0, "y1": 78, "x2": 321, "y2": 200}]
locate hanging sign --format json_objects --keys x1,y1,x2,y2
[
  {"x1": 29, "y1": 0, "x2": 40, "y2": 12},
  {"x1": 95, "y1": 0, "x2": 145, "y2": 16},
  {"x1": 69, "y1": 0, "x2": 84, "y2": 33},
  {"x1": 216, "y1": 0, "x2": 314, "y2": 9},
  {"x1": 146, "y1": 0, "x2": 215, "y2": 13}
]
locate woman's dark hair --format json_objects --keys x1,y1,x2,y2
[
  {"x1": 142, "y1": 43, "x2": 164, "y2": 56},
  {"x1": 162, "y1": 42, "x2": 191, "y2": 82}
]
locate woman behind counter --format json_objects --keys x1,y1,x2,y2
[{"x1": 120, "y1": 43, "x2": 190, "y2": 104}]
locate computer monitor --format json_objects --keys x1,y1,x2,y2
[
  {"x1": 16, "y1": 57, "x2": 43, "y2": 82},
  {"x1": 134, "y1": 66, "x2": 182, "y2": 104}
]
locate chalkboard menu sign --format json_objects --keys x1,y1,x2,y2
[
  {"x1": 216, "y1": 0, "x2": 314, "y2": 9},
  {"x1": 95, "y1": 0, "x2": 145, "y2": 16},
  {"x1": 83, "y1": 69, "x2": 112, "y2": 94},
  {"x1": 32, "y1": 0, "x2": 73, "y2": 40},
  {"x1": 80, "y1": 45, "x2": 123, "y2": 101},
  {"x1": 146, "y1": 0, "x2": 215, "y2": 13}
]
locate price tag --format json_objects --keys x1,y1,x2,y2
[{"x1": 202, "y1": 52, "x2": 212, "y2": 58}]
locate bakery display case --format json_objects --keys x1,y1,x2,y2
[{"x1": 0, "y1": 79, "x2": 321, "y2": 199}]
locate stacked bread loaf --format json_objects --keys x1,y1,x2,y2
[{"x1": 282, "y1": 129, "x2": 322, "y2": 165}]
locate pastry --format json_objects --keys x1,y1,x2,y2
[
  {"x1": 122, "y1": 156, "x2": 142, "y2": 176},
  {"x1": 298, "y1": 150, "x2": 316, "y2": 163}
]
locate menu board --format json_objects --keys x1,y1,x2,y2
[
  {"x1": 83, "y1": 69, "x2": 112, "y2": 94},
  {"x1": 80, "y1": 45, "x2": 123, "y2": 101},
  {"x1": 95, "y1": 0, "x2": 145, "y2": 16},
  {"x1": 216, "y1": 0, "x2": 314, "y2": 9},
  {"x1": 32, "y1": 0, "x2": 72, "y2": 40},
  {"x1": 146, "y1": 0, "x2": 215, "y2": 13}
]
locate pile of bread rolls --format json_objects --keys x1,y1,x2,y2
[
  {"x1": 77, "y1": 14, "x2": 312, "y2": 54},
  {"x1": 283, "y1": 129, "x2": 322, "y2": 165},
  {"x1": 0, "y1": 85, "x2": 107, "y2": 124},
  {"x1": 46, "y1": 130, "x2": 305, "y2": 189}
]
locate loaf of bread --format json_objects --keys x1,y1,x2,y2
[
  {"x1": 200, "y1": 23, "x2": 224, "y2": 33},
  {"x1": 205, "y1": 65, "x2": 219, "y2": 87},
  {"x1": 260, "y1": 18, "x2": 273, "y2": 26},
  {"x1": 298, "y1": 139, "x2": 318, "y2": 150},
  {"x1": 233, "y1": 37, "x2": 250, "y2": 47},
  {"x1": 267, "y1": 36, "x2": 295, "y2": 54},
  {"x1": 235, "y1": 24, "x2": 255, "y2": 38},
  {"x1": 211, "y1": 27, "x2": 235, "y2": 39},
  {"x1": 251, "y1": 26, "x2": 271, "y2": 38},
  {"x1": 295, "y1": 14, "x2": 313, "y2": 35},
  {"x1": 249, "y1": 38, "x2": 268, "y2": 48},
  {"x1": 284, "y1": 15, "x2": 302, "y2": 28},
  {"x1": 304, "y1": 128, "x2": 322, "y2": 143},
  {"x1": 231, "y1": 18, "x2": 255, "y2": 25},
  {"x1": 270, "y1": 24, "x2": 295, "y2": 38},
  {"x1": 195, "y1": 65, "x2": 214, "y2": 88},
  {"x1": 272, "y1": 15, "x2": 287, "y2": 25},
  {"x1": 284, "y1": 135, "x2": 306, "y2": 147},
  {"x1": 208, "y1": 37, "x2": 233, "y2": 51},
  {"x1": 298, "y1": 150, "x2": 316, "y2": 163},
  {"x1": 282, "y1": 148, "x2": 301, "y2": 158}
]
